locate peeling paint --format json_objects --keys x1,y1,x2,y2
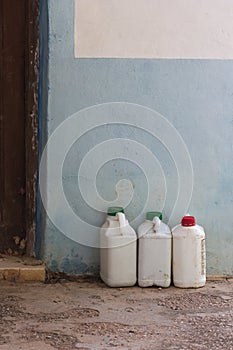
[{"x1": 25, "y1": 2, "x2": 39, "y2": 257}]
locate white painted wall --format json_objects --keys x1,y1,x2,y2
[{"x1": 75, "y1": 0, "x2": 233, "y2": 59}]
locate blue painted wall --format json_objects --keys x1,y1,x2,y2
[{"x1": 38, "y1": 0, "x2": 233, "y2": 276}]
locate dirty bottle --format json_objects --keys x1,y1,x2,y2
[
  {"x1": 172, "y1": 215, "x2": 206, "y2": 288},
  {"x1": 100, "y1": 207, "x2": 137, "y2": 287},
  {"x1": 138, "y1": 212, "x2": 171, "y2": 288}
]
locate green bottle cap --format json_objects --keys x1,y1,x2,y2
[
  {"x1": 146, "y1": 212, "x2": 162, "y2": 220},
  {"x1": 107, "y1": 207, "x2": 124, "y2": 216}
]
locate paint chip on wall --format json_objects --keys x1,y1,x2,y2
[{"x1": 74, "y1": 0, "x2": 233, "y2": 59}]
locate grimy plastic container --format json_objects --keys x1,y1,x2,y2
[
  {"x1": 100, "y1": 207, "x2": 137, "y2": 287},
  {"x1": 172, "y1": 215, "x2": 206, "y2": 288},
  {"x1": 138, "y1": 212, "x2": 172, "y2": 288}
]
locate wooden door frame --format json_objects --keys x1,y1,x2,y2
[{"x1": 25, "y1": 1, "x2": 39, "y2": 256}]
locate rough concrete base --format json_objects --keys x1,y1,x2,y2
[
  {"x1": 206, "y1": 275, "x2": 233, "y2": 281},
  {"x1": 0, "y1": 255, "x2": 46, "y2": 282},
  {"x1": 0, "y1": 255, "x2": 232, "y2": 284}
]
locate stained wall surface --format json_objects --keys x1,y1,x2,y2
[{"x1": 38, "y1": 0, "x2": 233, "y2": 275}]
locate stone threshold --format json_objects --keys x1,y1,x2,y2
[{"x1": 0, "y1": 255, "x2": 46, "y2": 282}]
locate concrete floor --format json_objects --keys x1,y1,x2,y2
[{"x1": 0, "y1": 279, "x2": 232, "y2": 350}]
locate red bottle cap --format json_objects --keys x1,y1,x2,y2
[{"x1": 181, "y1": 216, "x2": 196, "y2": 227}]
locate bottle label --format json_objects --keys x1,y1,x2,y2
[{"x1": 201, "y1": 238, "x2": 206, "y2": 275}]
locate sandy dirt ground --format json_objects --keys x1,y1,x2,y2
[{"x1": 0, "y1": 278, "x2": 232, "y2": 350}]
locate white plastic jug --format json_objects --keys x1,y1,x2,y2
[
  {"x1": 138, "y1": 212, "x2": 172, "y2": 288},
  {"x1": 100, "y1": 207, "x2": 137, "y2": 287},
  {"x1": 172, "y1": 215, "x2": 206, "y2": 288}
]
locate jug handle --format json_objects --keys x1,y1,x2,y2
[
  {"x1": 117, "y1": 212, "x2": 126, "y2": 235},
  {"x1": 152, "y1": 217, "x2": 161, "y2": 232}
]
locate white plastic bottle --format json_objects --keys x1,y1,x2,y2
[
  {"x1": 172, "y1": 215, "x2": 206, "y2": 288},
  {"x1": 138, "y1": 212, "x2": 172, "y2": 288},
  {"x1": 100, "y1": 207, "x2": 137, "y2": 287}
]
